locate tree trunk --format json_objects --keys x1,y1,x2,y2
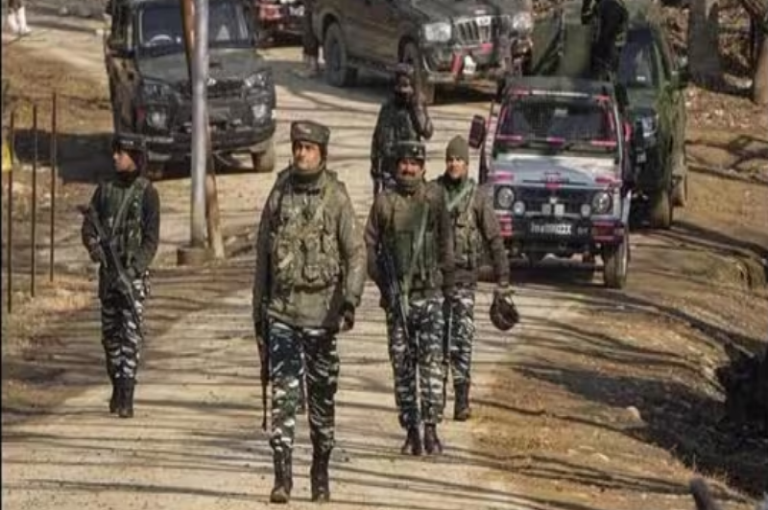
[
  {"x1": 751, "y1": 27, "x2": 768, "y2": 105},
  {"x1": 687, "y1": 0, "x2": 723, "y2": 87}
]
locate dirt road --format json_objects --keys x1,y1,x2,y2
[{"x1": 3, "y1": 10, "x2": 767, "y2": 510}]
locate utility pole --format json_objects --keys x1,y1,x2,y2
[{"x1": 177, "y1": 0, "x2": 225, "y2": 265}]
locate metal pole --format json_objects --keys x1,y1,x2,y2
[
  {"x1": 6, "y1": 111, "x2": 15, "y2": 313},
  {"x1": 190, "y1": 0, "x2": 208, "y2": 248},
  {"x1": 31, "y1": 104, "x2": 38, "y2": 298},
  {"x1": 49, "y1": 93, "x2": 57, "y2": 282}
]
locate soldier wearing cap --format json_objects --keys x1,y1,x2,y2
[
  {"x1": 252, "y1": 120, "x2": 366, "y2": 504},
  {"x1": 364, "y1": 140, "x2": 456, "y2": 455},
  {"x1": 370, "y1": 64, "x2": 434, "y2": 195},
  {"x1": 434, "y1": 136, "x2": 513, "y2": 421},
  {"x1": 80, "y1": 133, "x2": 161, "y2": 419}
]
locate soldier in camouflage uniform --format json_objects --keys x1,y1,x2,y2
[
  {"x1": 364, "y1": 140, "x2": 456, "y2": 455},
  {"x1": 252, "y1": 120, "x2": 366, "y2": 504},
  {"x1": 81, "y1": 134, "x2": 160, "y2": 419},
  {"x1": 581, "y1": 0, "x2": 629, "y2": 81},
  {"x1": 370, "y1": 64, "x2": 434, "y2": 195},
  {"x1": 434, "y1": 136, "x2": 510, "y2": 421}
]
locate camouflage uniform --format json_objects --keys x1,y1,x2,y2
[
  {"x1": 370, "y1": 65, "x2": 434, "y2": 194},
  {"x1": 364, "y1": 140, "x2": 455, "y2": 455},
  {"x1": 81, "y1": 134, "x2": 160, "y2": 419},
  {"x1": 252, "y1": 120, "x2": 366, "y2": 504},
  {"x1": 582, "y1": 0, "x2": 629, "y2": 81},
  {"x1": 435, "y1": 136, "x2": 510, "y2": 422}
]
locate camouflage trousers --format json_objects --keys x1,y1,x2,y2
[
  {"x1": 100, "y1": 277, "x2": 148, "y2": 382},
  {"x1": 445, "y1": 287, "x2": 476, "y2": 387},
  {"x1": 268, "y1": 319, "x2": 340, "y2": 455},
  {"x1": 385, "y1": 296, "x2": 446, "y2": 428}
]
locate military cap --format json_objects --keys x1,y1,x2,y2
[
  {"x1": 112, "y1": 132, "x2": 146, "y2": 154},
  {"x1": 394, "y1": 140, "x2": 426, "y2": 162},
  {"x1": 446, "y1": 135, "x2": 469, "y2": 162},
  {"x1": 290, "y1": 120, "x2": 331, "y2": 147}
]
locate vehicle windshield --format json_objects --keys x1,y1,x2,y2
[
  {"x1": 137, "y1": 0, "x2": 254, "y2": 56},
  {"x1": 495, "y1": 96, "x2": 618, "y2": 156},
  {"x1": 617, "y1": 31, "x2": 661, "y2": 89}
]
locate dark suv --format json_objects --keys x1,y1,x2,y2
[
  {"x1": 311, "y1": 0, "x2": 535, "y2": 104},
  {"x1": 530, "y1": 0, "x2": 689, "y2": 229},
  {"x1": 104, "y1": 0, "x2": 277, "y2": 173}
]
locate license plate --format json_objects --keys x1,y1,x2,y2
[
  {"x1": 476, "y1": 15, "x2": 492, "y2": 26},
  {"x1": 529, "y1": 222, "x2": 573, "y2": 236},
  {"x1": 289, "y1": 5, "x2": 304, "y2": 16}
]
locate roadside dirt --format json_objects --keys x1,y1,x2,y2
[{"x1": 3, "y1": 7, "x2": 768, "y2": 510}]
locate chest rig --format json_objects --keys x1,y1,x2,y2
[
  {"x1": 99, "y1": 176, "x2": 148, "y2": 268},
  {"x1": 446, "y1": 180, "x2": 481, "y2": 270},
  {"x1": 269, "y1": 175, "x2": 340, "y2": 295}
]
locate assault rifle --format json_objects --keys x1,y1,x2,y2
[
  {"x1": 256, "y1": 302, "x2": 269, "y2": 431},
  {"x1": 377, "y1": 242, "x2": 409, "y2": 343},
  {"x1": 78, "y1": 205, "x2": 142, "y2": 329}
]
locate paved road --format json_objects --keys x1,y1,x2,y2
[{"x1": 1, "y1": 12, "x2": 603, "y2": 510}]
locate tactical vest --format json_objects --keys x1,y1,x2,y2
[
  {"x1": 99, "y1": 176, "x2": 149, "y2": 269},
  {"x1": 382, "y1": 190, "x2": 437, "y2": 291},
  {"x1": 382, "y1": 107, "x2": 420, "y2": 158},
  {"x1": 446, "y1": 180, "x2": 482, "y2": 270},
  {"x1": 269, "y1": 173, "x2": 341, "y2": 296}
]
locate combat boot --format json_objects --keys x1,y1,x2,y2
[
  {"x1": 453, "y1": 382, "x2": 471, "y2": 421},
  {"x1": 118, "y1": 379, "x2": 135, "y2": 419},
  {"x1": 400, "y1": 425, "x2": 422, "y2": 456},
  {"x1": 423, "y1": 424, "x2": 443, "y2": 455},
  {"x1": 269, "y1": 449, "x2": 292, "y2": 503},
  {"x1": 310, "y1": 450, "x2": 331, "y2": 502},
  {"x1": 109, "y1": 378, "x2": 119, "y2": 414}
]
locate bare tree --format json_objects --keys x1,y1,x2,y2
[{"x1": 688, "y1": 0, "x2": 723, "y2": 87}]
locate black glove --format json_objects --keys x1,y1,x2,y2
[{"x1": 340, "y1": 301, "x2": 355, "y2": 332}]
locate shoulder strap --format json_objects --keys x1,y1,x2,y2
[
  {"x1": 403, "y1": 198, "x2": 430, "y2": 300},
  {"x1": 446, "y1": 180, "x2": 476, "y2": 213}
]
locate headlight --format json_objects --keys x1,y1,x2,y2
[
  {"x1": 639, "y1": 115, "x2": 658, "y2": 138},
  {"x1": 422, "y1": 22, "x2": 452, "y2": 43},
  {"x1": 244, "y1": 69, "x2": 271, "y2": 89},
  {"x1": 512, "y1": 201, "x2": 526, "y2": 216},
  {"x1": 140, "y1": 80, "x2": 172, "y2": 99},
  {"x1": 251, "y1": 104, "x2": 271, "y2": 121},
  {"x1": 510, "y1": 12, "x2": 533, "y2": 32},
  {"x1": 591, "y1": 191, "x2": 612, "y2": 214},
  {"x1": 496, "y1": 186, "x2": 515, "y2": 209},
  {"x1": 146, "y1": 108, "x2": 168, "y2": 129}
]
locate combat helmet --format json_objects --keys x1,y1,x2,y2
[{"x1": 490, "y1": 289, "x2": 519, "y2": 331}]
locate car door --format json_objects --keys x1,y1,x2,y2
[
  {"x1": 352, "y1": 0, "x2": 397, "y2": 63},
  {"x1": 649, "y1": 29, "x2": 674, "y2": 177}
]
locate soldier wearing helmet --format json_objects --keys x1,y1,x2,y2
[
  {"x1": 434, "y1": 136, "x2": 513, "y2": 421},
  {"x1": 364, "y1": 140, "x2": 456, "y2": 456},
  {"x1": 252, "y1": 120, "x2": 366, "y2": 504},
  {"x1": 80, "y1": 133, "x2": 160, "y2": 419},
  {"x1": 370, "y1": 63, "x2": 434, "y2": 195}
]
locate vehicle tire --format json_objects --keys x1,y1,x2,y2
[
  {"x1": 251, "y1": 139, "x2": 276, "y2": 173},
  {"x1": 323, "y1": 23, "x2": 357, "y2": 87},
  {"x1": 400, "y1": 41, "x2": 436, "y2": 105},
  {"x1": 602, "y1": 236, "x2": 629, "y2": 289},
  {"x1": 648, "y1": 188, "x2": 673, "y2": 230}
]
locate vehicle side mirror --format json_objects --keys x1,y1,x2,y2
[{"x1": 468, "y1": 115, "x2": 486, "y2": 149}]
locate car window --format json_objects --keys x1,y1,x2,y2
[
  {"x1": 496, "y1": 97, "x2": 617, "y2": 154},
  {"x1": 618, "y1": 30, "x2": 661, "y2": 89},
  {"x1": 137, "y1": 0, "x2": 253, "y2": 54}
]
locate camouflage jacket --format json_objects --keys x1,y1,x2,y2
[
  {"x1": 81, "y1": 173, "x2": 160, "y2": 297},
  {"x1": 252, "y1": 167, "x2": 366, "y2": 329},
  {"x1": 364, "y1": 180, "x2": 455, "y2": 301},
  {"x1": 436, "y1": 176, "x2": 509, "y2": 288},
  {"x1": 370, "y1": 98, "x2": 434, "y2": 177}
]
